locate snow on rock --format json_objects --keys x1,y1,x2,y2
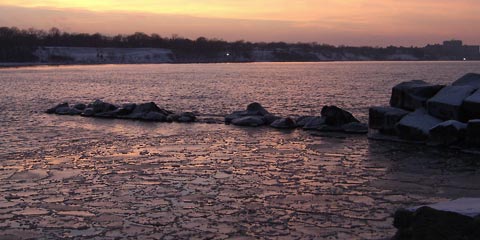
[
  {"x1": 390, "y1": 80, "x2": 444, "y2": 111},
  {"x1": 426, "y1": 85, "x2": 476, "y2": 120},
  {"x1": 452, "y1": 73, "x2": 480, "y2": 88},
  {"x1": 395, "y1": 109, "x2": 442, "y2": 141}
]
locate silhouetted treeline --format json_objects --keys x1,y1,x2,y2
[{"x1": 0, "y1": 26, "x2": 472, "y2": 63}]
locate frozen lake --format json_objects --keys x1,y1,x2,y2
[{"x1": 1, "y1": 62, "x2": 480, "y2": 239}]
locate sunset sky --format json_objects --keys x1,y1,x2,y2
[{"x1": 1, "y1": 0, "x2": 479, "y2": 46}]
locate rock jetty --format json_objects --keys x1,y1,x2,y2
[
  {"x1": 369, "y1": 73, "x2": 480, "y2": 149},
  {"x1": 225, "y1": 102, "x2": 367, "y2": 133},
  {"x1": 46, "y1": 100, "x2": 196, "y2": 123}
]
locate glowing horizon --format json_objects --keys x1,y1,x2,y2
[{"x1": 1, "y1": 0, "x2": 479, "y2": 46}]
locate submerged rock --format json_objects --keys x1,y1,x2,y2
[
  {"x1": 428, "y1": 120, "x2": 467, "y2": 146},
  {"x1": 452, "y1": 73, "x2": 480, "y2": 88},
  {"x1": 167, "y1": 112, "x2": 196, "y2": 123},
  {"x1": 321, "y1": 105, "x2": 359, "y2": 126},
  {"x1": 89, "y1": 99, "x2": 118, "y2": 114},
  {"x1": 390, "y1": 80, "x2": 444, "y2": 111},
  {"x1": 270, "y1": 117, "x2": 296, "y2": 129},
  {"x1": 395, "y1": 109, "x2": 442, "y2": 141},
  {"x1": 295, "y1": 116, "x2": 316, "y2": 127},
  {"x1": 369, "y1": 106, "x2": 410, "y2": 134},
  {"x1": 426, "y1": 85, "x2": 476, "y2": 121}
]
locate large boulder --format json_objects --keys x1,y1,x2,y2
[
  {"x1": 452, "y1": 73, "x2": 480, "y2": 88},
  {"x1": 270, "y1": 117, "x2": 296, "y2": 129},
  {"x1": 395, "y1": 109, "x2": 442, "y2": 141},
  {"x1": 127, "y1": 102, "x2": 172, "y2": 120},
  {"x1": 428, "y1": 120, "x2": 467, "y2": 146},
  {"x1": 465, "y1": 119, "x2": 480, "y2": 147},
  {"x1": 142, "y1": 112, "x2": 167, "y2": 122},
  {"x1": 390, "y1": 80, "x2": 444, "y2": 111},
  {"x1": 426, "y1": 85, "x2": 476, "y2": 120},
  {"x1": 369, "y1": 106, "x2": 410, "y2": 134},
  {"x1": 231, "y1": 116, "x2": 265, "y2": 127},
  {"x1": 393, "y1": 198, "x2": 480, "y2": 240},
  {"x1": 320, "y1": 105, "x2": 359, "y2": 126},
  {"x1": 462, "y1": 89, "x2": 480, "y2": 120}
]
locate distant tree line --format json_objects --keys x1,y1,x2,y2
[{"x1": 0, "y1": 26, "x2": 456, "y2": 63}]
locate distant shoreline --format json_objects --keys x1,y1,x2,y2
[{"x1": 2, "y1": 59, "x2": 478, "y2": 69}]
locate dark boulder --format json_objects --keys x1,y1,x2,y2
[
  {"x1": 46, "y1": 102, "x2": 69, "y2": 114},
  {"x1": 127, "y1": 102, "x2": 172, "y2": 120},
  {"x1": 369, "y1": 106, "x2": 410, "y2": 134},
  {"x1": 56, "y1": 106, "x2": 82, "y2": 115},
  {"x1": 395, "y1": 109, "x2": 442, "y2": 141},
  {"x1": 427, "y1": 85, "x2": 476, "y2": 121},
  {"x1": 321, "y1": 105, "x2": 359, "y2": 126},
  {"x1": 142, "y1": 112, "x2": 167, "y2": 122},
  {"x1": 88, "y1": 99, "x2": 118, "y2": 114},
  {"x1": 390, "y1": 80, "x2": 444, "y2": 111},
  {"x1": 462, "y1": 89, "x2": 480, "y2": 120},
  {"x1": 270, "y1": 117, "x2": 296, "y2": 129},
  {"x1": 231, "y1": 116, "x2": 265, "y2": 127},
  {"x1": 428, "y1": 120, "x2": 467, "y2": 146},
  {"x1": 466, "y1": 119, "x2": 480, "y2": 147},
  {"x1": 246, "y1": 102, "x2": 270, "y2": 116},
  {"x1": 73, "y1": 103, "x2": 86, "y2": 111},
  {"x1": 81, "y1": 108, "x2": 94, "y2": 117},
  {"x1": 113, "y1": 103, "x2": 137, "y2": 116},
  {"x1": 452, "y1": 73, "x2": 480, "y2": 88}
]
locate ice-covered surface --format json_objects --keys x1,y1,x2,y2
[
  {"x1": 397, "y1": 109, "x2": 442, "y2": 134},
  {"x1": 2, "y1": 62, "x2": 480, "y2": 239},
  {"x1": 410, "y1": 198, "x2": 480, "y2": 218},
  {"x1": 428, "y1": 85, "x2": 476, "y2": 106}
]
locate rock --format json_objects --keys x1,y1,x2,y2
[
  {"x1": 393, "y1": 198, "x2": 480, "y2": 240},
  {"x1": 466, "y1": 119, "x2": 480, "y2": 147},
  {"x1": 295, "y1": 116, "x2": 316, "y2": 127},
  {"x1": 321, "y1": 105, "x2": 359, "y2": 126},
  {"x1": 73, "y1": 103, "x2": 86, "y2": 111},
  {"x1": 56, "y1": 106, "x2": 82, "y2": 115},
  {"x1": 426, "y1": 85, "x2": 476, "y2": 120},
  {"x1": 231, "y1": 116, "x2": 265, "y2": 127},
  {"x1": 342, "y1": 122, "x2": 368, "y2": 134},
  {"x1": 452, "y1": 73, "x2": 480, "y2": 88},
  {"x1": 302, "y1": 117, "x2": 326, "y2": 130},
  {"x1": 113, "y1": 103, "x2": 137, "y2": 116},
  {"x1": 225, "y1": 102, "x2": 275, "y2": 126},
  {"x1": 246, "y1": 102, "x2": 270, "y2": 116},
  {"x1": 395, "y1": 109, "x2": 442, "y2": 141},
  {"x1": 127, "y1": 102, "x2": 172, "y2": 120},
  {"x1": 428, "y1": 120, "x2": 467, "y2": 146},
  {"x1": 462, "y1": 89, "x2": 480, "y2": 120},
  {"x1": 369, "y1": 106, "x2": 410, "y2": 134},
  {"x1": 81, "y1": 108, "x2": 94, "y2": 117},
  {"x1": 390, "y1": 80, "x2": 444, "y2": 111},
  {"x1": 46, "y1": 102, "x2": 69, "y2": 114},
  {"x1": 88, "y1": 99, "x2": 118, "y2": 114},
  {"x1": 142, "y1": 112, "x2": 167, "y2": 121},
  {"x1": 167, "y1": 112, "x2": 196, "y2": 123},
  {"x1": 270, "y1": 117, "x2": 296, "y2": 129}
]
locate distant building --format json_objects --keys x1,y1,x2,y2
[{"x1": 424, "y1": 40, "x2": 480, "y2": 60}]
